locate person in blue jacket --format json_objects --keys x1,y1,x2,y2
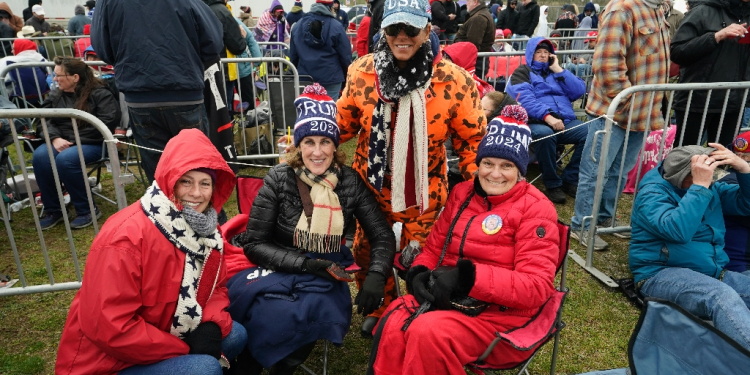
[
  {"x1": 235, "y1": 17, "x2": 263, "y2": 108},
  {"x1": 506, "y1": 37, "x2": 588, "y2": 204},
  {"x1": 630, "y1": 143, "x2": 750, "y2": 350},
  {"x1": 332, "y1": 0, "x2": 349, "y2": 30},
  {"x1": 91, "y1": 0, "x2": 223, "y2": 183},
  {"x1": 286, "y1": 1, "x2": 306, "y2": 28},
  {"x1": 289, "y1": 0, "x2": 351, "y2": 101},
  {"x1": 577, "y1": 2, "x2": 598, "y2": 28}
]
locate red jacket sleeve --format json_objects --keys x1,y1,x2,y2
[
  {"x1": 78, "y1": 245, "x2": 189, "y2": 364},
  {"x1": 201, "y1": 256, "x2": 234, "y2": 338},
  {"x1": 356, "y1": 17, "x2": 371, "y2": 58},
  {"x1": 469, "y1": 199, "x2": 559, "y2": 310}
]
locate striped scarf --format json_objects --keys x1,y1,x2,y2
[
  {"x1": 293, "y1": 167, "x2": 344, "y2": 253},
  {"x1": 369, "y1": 36, "x2": 433, "y2": 214}
]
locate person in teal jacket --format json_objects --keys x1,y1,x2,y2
[
  {"x1": 630, "y1": 143, "x2": 750, "y2": 350},
  {"x1": 235, "y1": 18, "x2": 262, "y2": 107}
]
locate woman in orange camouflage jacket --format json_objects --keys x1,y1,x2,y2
[{"x1": 336, "y1": 0, "x2": 486, "y2": 336}]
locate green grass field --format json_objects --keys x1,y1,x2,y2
[{"x1": 0, "y1": 135, "x2": 640, "y2": 375}]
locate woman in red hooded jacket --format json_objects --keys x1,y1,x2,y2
[
  {"x1": 369, "y1": 106, "x2": 560, "y2": 375},
  {"x1": 55, "y1": 129, "x2": 247, "y2": 375}
]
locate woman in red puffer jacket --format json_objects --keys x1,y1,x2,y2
[{"x1": 369, "y1": 106, "x2": 560, "y2": 375}]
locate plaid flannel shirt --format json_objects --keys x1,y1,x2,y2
[{"x1": 586, "y1": 0, "x2": 669, "y2": 131}]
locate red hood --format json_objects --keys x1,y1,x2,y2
[
  {"x1": 153, "y1": 129, "x2": 235, "y2": 213},
  {"x1": 442, "y1": 42, "x2": 478, "y2": 75}
]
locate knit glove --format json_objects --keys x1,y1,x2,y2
[
  {"x1": 431, "y1": 259, "x2": 476, "y2": 310},
  {"x1": 302, "y1": 259, "x2": 337, "y2": 282},
  {"x1": 183, "y1": 322, "x2": 223, "y2": 360},
  {"x1": 405, "y1": 265, "x2": 433, "y2": 306},
  {"x1": 355, "y1": 272, "x2": 387, "y2": 316}
]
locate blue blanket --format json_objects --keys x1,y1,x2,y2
[{"x1": 227, "y1": 266, "x2": 352, "y2": 368}]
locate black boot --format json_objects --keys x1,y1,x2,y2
[{"x1": 269, "y1": 341, "x2": 317, "y2": 375}]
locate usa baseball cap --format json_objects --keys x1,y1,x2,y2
[{"x1": 381, "y1": 0, "x2": 432, "y2": 29}]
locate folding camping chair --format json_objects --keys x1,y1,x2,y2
[
  {"x1": 7, "y1": 64, "x2": 49, "y2": 108},
  {"x1": 234, "y1": 174, "x2": 331, "y2": 375},
  {"x1": 469, "y1": 220, "x2": 570, "y2": 375},
  {"x1": 577, "y1": 298, "x2": 750, "y2": 375}
]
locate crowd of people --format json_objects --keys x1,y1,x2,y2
[{"x1": 1, "y1": 0, "x2": 749, "y2": 373}]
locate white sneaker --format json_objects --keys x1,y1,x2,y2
[{"x1": 571, "y1": 229, "x2": 609, "y2": 251}]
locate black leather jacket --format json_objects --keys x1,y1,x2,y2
[
  {"x1": 672, "y1": 0, "x2": 750, "y2": 113},
  {"x1": 235, "y1": 163, "x2": 396, "y2": 277}
]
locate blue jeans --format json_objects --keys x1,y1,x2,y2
[
  {"x1": 322, "y1": 83, "x2": 341, "y2": 101},
  {"x1": 571, "y1": 115, "x2": 645, "y2": 230},
  {"x1": 119, "y1": 322, "x2": 248, "y2": 375},
  {"x1": 32, "y1": 142, "x2": 103, "y2": 215},
  {"x1": 742, "y1": 107, "x2": 750, "y2": 129},
  {"x1": 529, "y1": 119, "x2": 588, "y2": 189},
  {"x1": 225, "y1": 80, "x2": 236, "y2": 113},
  {"x1": 564, "y1": 63, "x2": 592, "y2": 78},
  {"x1": 128, "y1": 104, "x2": 209, "y2": 183},
  {"x1": 511, "y1": 34, "x2": 527, "y2": 51},
  {"x1": 640, "y1": 268, "x2": 750, "y2": 351}
]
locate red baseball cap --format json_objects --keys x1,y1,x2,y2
[{"x1": 585, "y1": 31, "x2": 598, "y2": 43}]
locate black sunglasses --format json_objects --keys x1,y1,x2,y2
[{"x1": 384, "y1": 23, "x2": 423, "y2": 37}]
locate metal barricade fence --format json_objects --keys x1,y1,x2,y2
[
  {"x1": 347, "y1": 32, "x2": 357, "y2": 50},
  {"x1": 0, "y1": 35, "x2": 90, "y2": 59},
  {"x1": 477, "y1": 50, "x2": 595, "y2": 102},
  {"x1": 573, "y1": 81, "x2": 750, "y2": 287},
  {"x1": 218, "y1": 56, "x2": 301, "y2": 165},
  {"x1": 257, "y1": 41, "x2": 289, "y2": 51},
  {"x1": 0, "y1": 60, "x2": 110, "y2": 108},
  {"x1": 0, "y1": 58, "x2": 292, "y2": 170},
  {"x1": 493, "y1": 34, "x2": 596, "y2": 51},
  {"x1": 0, "y1": 108, "x2": 127, "y2": 297}
]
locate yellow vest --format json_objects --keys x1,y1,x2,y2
[{"x1": 225, "y1": 3, "x2": 238, "y2": 81}]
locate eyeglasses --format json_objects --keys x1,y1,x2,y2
[{"x1": 384, "y1": 23, "x2": 423, "y2": 37}]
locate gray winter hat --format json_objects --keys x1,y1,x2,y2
[{"x1": 662, "y1": 145, "x2": 715, "y2": 188}]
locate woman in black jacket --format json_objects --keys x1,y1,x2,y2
[
  {"x1": 232, "y1": 84, "x2": 396, "y2": 375},
  {"x1": 671, "y1": 0, "x2": 750, "y2": 146},
  {"x1": 33, "y1": 56, "x2": 121, "y2": 230}
]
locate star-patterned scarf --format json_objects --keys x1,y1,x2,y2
[
  {"x1": 370, "y1": 35, "x2": 433, "y2": 214},
  {"x1": 140, "y1": 181, "x2": 224, "y2": 340}
]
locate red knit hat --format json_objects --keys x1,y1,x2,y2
[
  {"x1": 83, "y1": 24, "x2": 91, "y2": 35},
  {"x1": 734, "y1": 131, "x2": 750, "y2": 153},
  {"x1": 13, "y1": 39, "x2": 37, "y2": 54}
]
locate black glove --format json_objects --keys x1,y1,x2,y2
[
  {"x1": 405, "y1": 265, "x2": 429, "y2": 293},
  {"x1": 411, "y1": 271, "x2": 435, "y2": 306},
  {"x1": 183, "y1": 322, "x2": 223, "y2": 359},
  {"x1": 302, "y1": 259, "x2": 337, "y2": 282},
  {"x1": 431, "y1": 259, "x2": 476, "y2": 310},
  {"x1": 354, "y1": 272, "x2": 387, "y2": 316}
]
